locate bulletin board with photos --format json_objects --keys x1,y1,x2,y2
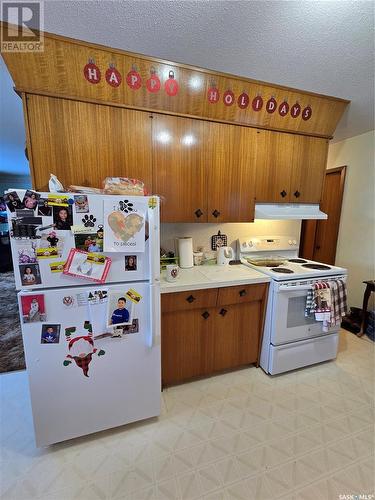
[{"x1": 6, "y1": 189, "x2": 153, "y2": 290}]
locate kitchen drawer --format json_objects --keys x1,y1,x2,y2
[
  {"x1": 161, "y1": 288, "x2": 218, "y2": 313},
  {"x1": 217, "y1": 283, "x2": 268, "y2": 306}
]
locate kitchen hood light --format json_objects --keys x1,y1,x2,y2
[{"x1": 255, "y1": 203, "x2": 328, "y2": 220}]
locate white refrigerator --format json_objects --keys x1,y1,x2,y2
[{"x1": 6, "y1": 189, "x2": 161, "y2": 447}]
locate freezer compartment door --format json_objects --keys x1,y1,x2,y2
[
  {"x1": 19, "y1": 281, "x2": 160, "y2": 447},
  {"x1": 7, "y1": 190, "x2": 160, "y2": 290},
  {"x1": 268, "y1": 333, "x2": 339, "y2": 375}
]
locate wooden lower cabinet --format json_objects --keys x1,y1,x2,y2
[
  {"x1": 161, "y1": 307, "x2": 214, "y2": 386},
  {"x1": 161, "y1": 283, "x2": 268, "y2": 387},
  {"x1": 212, "y1": 302, "x2": 261, "y2": 373}
]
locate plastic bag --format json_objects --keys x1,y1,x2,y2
[{"x1": 103, "y1": 177, "x2": 147, "y2": 196}]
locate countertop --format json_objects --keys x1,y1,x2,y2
[{"x1": 160, "y1": 264, "x2": 271, "y2": 293}]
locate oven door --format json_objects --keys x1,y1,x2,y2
[{"x1": 271, "y1": 285, "x2": 339, "y2": 345}]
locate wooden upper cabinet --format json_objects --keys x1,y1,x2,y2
[
  {"x1": 152, "y1": 113, "x2": 207, "y2": 222},
  {"x1": 290, "y1": 136, "x2": 329, "y2": 203},
  {"x1": 255, "y1": 130, "x2": 294, "y2": 203},
  {"x1": 255, "y1": 130, "x2": 329, "y2": 204},
  {"x1": 206, "y1": 122, "x2": 256, "y2": 222},
  {"x1": 25, "y1": 95, "x2": 153, "y2": 191}
]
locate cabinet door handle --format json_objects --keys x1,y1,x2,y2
[
  {"x1": 315, "y1": 245, "x2": 321, "y2": 250},
  {"x1": 239, "y1": 289, "x2": 247, "y2": 297},
  {"x1": 212, "y1": 209, "x2": 221, "y2": 218},
  {"x1": 195, "y1": 209, "x2": 203, "y2": 218},
  {"x1": 202, "y1": 311, "x2": 210, "y2": 320},
  {"x1": 280, "y1": 190, "x2": 287, "y2": 198},
  {"x1": 186, "y1": 295, "x2": 196, "y2": 303},
  {"x1": 294, "y1": 190, "x2": 301, "y2": 198},
  {"x1": 219, "y1": 308, "x2": 227, "y2": 316}
]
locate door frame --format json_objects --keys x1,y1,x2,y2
[{"x1": 299, "y1": 165, "x2": 346, "y2": 262}]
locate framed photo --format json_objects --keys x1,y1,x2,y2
[
  {"x1": 63, "y1": 248, "x2": 111, "y2": 283},
  {"x1": 23, "y1": 190, "x2": 40, "y2": 210},
  {"x1": 74, "y1": 195, "x2": 89, "y2": 213},
  {"x1": 52, "y1": 205, "x2": 73, "y2": 230},
  {"x1": 106, "y1": 290, "x2": 133, "y2": 328},
  {"x1": 125, "y1": 255, "x2": 137, "y2": 271},
  {"x1": 20, "y1": 294, "x2": 46, "y2": 323},
  {"x1": 37, "y1": 198, "x2": 52, "y2": 217},
  {"x1": 19, "y1": 264, "x2": 42, "y2": 286},
  {"x1": 41, "y1": 324, "x2": 60, "y2": 344}
]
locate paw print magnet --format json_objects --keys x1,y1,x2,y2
[{"x1": 82, "y1": 215, "x2": 97, "y2": 228}]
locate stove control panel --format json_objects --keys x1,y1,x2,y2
[{"x1": 238, "y1": 236, "x2": 299, "y2": 253}]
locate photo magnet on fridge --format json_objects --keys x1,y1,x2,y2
[
  {"x1": 41, "y1": 324, "x2": 60, "y2": 344},
  {"x1": 21, "y1": 294, "x2": 46, "y2": 323},
  {"x1": 53, "y1": 205, "x2": 73, "y2": 230},
  {"x1": 107, "y1": 290, "x2": 134, "y2": 328},
  {"x1": 125, "y1": 255, "x2": 137, "y2": 271},
  {"x1": 37, "y1": 198, "x2": 52, "y2": 217},
  {"x1": 74, "y1": 195, "x2": 89, "y2": 213},
  {"x1": 23, "y1": 190, "x2": 40, "y2": 210},
  {"x1": 103, "y1": 198, "x2": 145, "y2": 252},
  {"x1": 4, "y1": 191, "x2": 23, "y2": 212},
  {"x1": 19, "y1": 264, "x2": 42, "y2": 286}
]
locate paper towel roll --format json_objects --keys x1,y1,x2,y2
[{"x1": 178, "y1": 237, "x2": 194, "y2": 268}]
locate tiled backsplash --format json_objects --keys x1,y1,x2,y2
[{"x1": 161, "y1": 220, "x2": 301, "y2": 257}]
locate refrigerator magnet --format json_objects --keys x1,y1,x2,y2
[
  {"x1": 106, "y1": 290, "x2": 134, "y2": 328},
  {"x1": 20, "y1": 294, "x2": 46, "y2": 323},
  {"x1": 103, "y1": 198, "x2": 145, "y2": 253},
  {"x1": 63, "y1": 248, "x2": 111, "y2": 283},
  {"x1": 125, "y1": 288, "x2": 142, "y2": 304},
  {"x1": 41, "y1": 324, "x2": 61, "y2": 344},
  {"x1": 63, "y1": 323, "x2": 105, "y2": 377},
  {"x1": 49, "y1": 261, "x2": 65, "y2": 273}
]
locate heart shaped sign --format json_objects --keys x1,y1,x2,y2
[{"x1": 108, "y1": 212, "x2": 144, "y2": 242}]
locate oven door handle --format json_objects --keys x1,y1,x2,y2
[{"x1": 278, "y1": 285, "x2": 314, "y2": 292}]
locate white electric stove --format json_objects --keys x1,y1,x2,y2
[{"x1": 238, "y1": 236, "x2": 347, "y2": 375}]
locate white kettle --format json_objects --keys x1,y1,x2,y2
[{"x1": 217, "y1": 246, "x2": 234, "y2": 265}]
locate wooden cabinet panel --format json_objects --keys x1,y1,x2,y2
[
  {"x1": 26, "y1": 95, "x2": 153, "y2": 191},
  {"x1": 255, "y1": 130, "x2": 294, "y2": 202},
  {"x1": 161, "y1": 308, "x2": 213, "y2": 386},
  {"x1": 206, "y1": 122, "x2": 256, "y2": 222},
  {"x1": 255, "y1": 130, "x2": 328, "y2": 204},
  {"x1": 290, "y1": 136, "x2": 329, "y2": 203},
  {"x1": 152, "y1": 114, "x2": 207, "y2": 222},
  {"x1": 161, "y1": 288, "x2": 218, "y2": 313},
  {"x1": 212, "y1": 302, "x2": 261, "y2": 372},
  {"x1": 217, "y1": 283, "x2": 267, "y2": 306}
]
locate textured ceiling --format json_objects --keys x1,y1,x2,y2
[{"x1": 1, "y1": 0, "x2": 375, "y2": 148}]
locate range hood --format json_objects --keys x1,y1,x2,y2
[{"x1": 255, "y1": 203, "x2": 327, "y2": 220}]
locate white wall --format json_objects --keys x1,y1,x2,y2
[
  {"x1": 161, "y1": 220, "x2": 301, "y2": 256},
  {"x1": 327, "y1": 130, "x2": 375, "y2": 308}
]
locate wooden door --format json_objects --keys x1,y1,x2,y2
[
  {"x1": 206, "y1": 122, "x2": 256, "y2": 222},
  {"x1": 299, "y1": 166, "x2": 347, "y2": 264},
  {"x1": 290, "y1": 136, "x2": 329, "y2": 203},
  {"x1": 255, "y1": 130, "x2": 295, "y2": 203},
  {"x1": 211, "y1": 302, "x2": 260, "y2": 372},
  {"x1": 25, "y1": 95, "x2": 153, "y2": 191},
  {"x1": 152, "y1": 113, "x2": 207, "y2": 222},
  {"x1": 161, "y1": 308, "x2": 213, "y2": 386}
]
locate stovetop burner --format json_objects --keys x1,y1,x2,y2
[
  {"x1": 288, "y1": 259, "x2": 308, "y2": 263},
  {"x1": 271, "y1": 268, "x2": 294, "y2": 274},
  {"x1": 302, "y1": 263, "x2": 331, "y2": 270}
]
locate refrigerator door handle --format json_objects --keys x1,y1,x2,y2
[{"x1": 149, "y1": 284, "x2": 161, "y2": 348}]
